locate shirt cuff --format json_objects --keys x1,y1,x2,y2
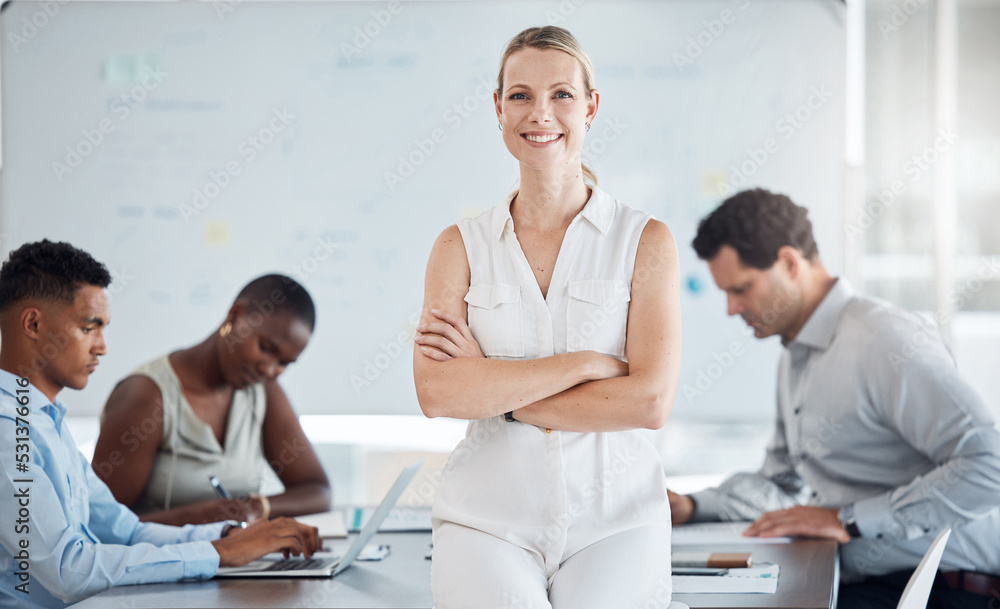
[
  {"x1": 178, "y1": 541, "x2": 221, "y2": 580},
  {"x1": 688, "y1": 489, "x2": 725, "y2": 522},
  {"x1": 853, "y1": 493, "x2": 905, "y2": 540},
  {"x1": 200, "y1": 521, "x2": 228, "y2": 542},
  {"x1": 134, "y1": 521, "x2": 228, "y2": 545}
]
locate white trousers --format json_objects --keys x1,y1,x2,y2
[{"x1": 431, "y1": 521, "x2": 673, "y2": 609}]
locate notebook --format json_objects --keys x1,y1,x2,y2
[{"x1": 215, "y1": 460, "x2": 423, "y2": 578}]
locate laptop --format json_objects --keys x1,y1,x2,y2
[{"x1": 215, "y1": 460, "x2": 423, "y2": 578}]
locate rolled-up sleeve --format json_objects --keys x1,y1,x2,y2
[
  {"x1": 691, "y1": 402, "x2": 806, "y2": 521},
  {"x1": 853, "y1": 326, "x2": 1000, "y2": 540}
]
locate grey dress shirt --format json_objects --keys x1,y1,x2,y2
[{"x1": 691, "y1": 278, "x2": 1000, "y2": 581}]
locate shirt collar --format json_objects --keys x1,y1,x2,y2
[
  {"x1": 0, "y1": 367, "x2": 65, "y2": 427},
  {"x1": 491, "y1": 185, "x2": 616, "y2": 241},
  {"x1": 787, "y1": 277, "x2": 854, "y2": 351}
]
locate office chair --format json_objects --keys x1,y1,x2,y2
[{"x1": 896, "y1": 528, "x2": 952, "y2": 609}]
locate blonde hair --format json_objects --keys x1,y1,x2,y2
[{"x1": 497, "y1": 26, "x2": 598, "y2": 186}]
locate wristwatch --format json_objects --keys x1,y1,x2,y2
[
  {"x1": 220, "y1": 519, "x2": 248, "y2": 538},
  {"x1": 504, "y1": 411, "x2": 515, "y2": 422},
  {"x1": 837, "y1": 504, "x2": 861, "y2": 538}
]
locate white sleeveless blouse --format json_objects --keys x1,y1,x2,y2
[{"x1": 432, "y1": 186, "x2": 671, "y2": 577}]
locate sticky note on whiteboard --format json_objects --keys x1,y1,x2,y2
[
  {"x1": 203, "y1": 220, "x2": 231, "y2": 247},
  {"x1": 103, "y1": 53, "x2": 164, "y2": 85},
  {"x1": 701, "y1": 170, "x2": 728, "y2": 196}
]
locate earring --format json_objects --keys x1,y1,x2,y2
[
  {"x1": 498, "y1": 122, "x2": 503, "y2": 131},
  {"x1": 220, "y1": 322, "x2": 232, "y2": 338},
  {"x1": 585, "y1": 122, "x2": 591, "y2": 132}
]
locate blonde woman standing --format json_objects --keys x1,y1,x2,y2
[{"x1": 414, "y1": 27, "x2": 681, "y2": 607}]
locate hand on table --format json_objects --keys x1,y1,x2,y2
[
  {"x1": 743, "y1": 506, "x2": 850, "y2": 543},
  {"x1": 667, "y1": 489, "x2": 695, "y2": 525},
  {"x1": 415, "y1": 309, "x2": 484, "y2": 361},
  {"x1": 211, "y1": 517, "x2": 322, "y2": 567}
]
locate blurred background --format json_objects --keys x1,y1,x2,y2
[{"x1": 1, "y1": 0, "x2": 997, "y2": 506}]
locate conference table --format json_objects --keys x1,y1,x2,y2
[{"x1": 70, "y1": 531, "x2": 838, "y2": 609}]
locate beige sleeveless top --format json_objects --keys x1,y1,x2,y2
[{"x1": 121, "y1": 354, "x2": 269, "y2": 513}]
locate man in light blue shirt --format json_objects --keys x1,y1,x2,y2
[
  {"x1": 0, "y1": 240, "x2": 321, "y2": 608},
  {"x1": 670, "y1": 189, "x2": 1000, "y2": 608}
]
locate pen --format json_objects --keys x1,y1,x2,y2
[
  {"x1": 672, "y1": 567, "x2": 729, "y2": 576},
  {"x1": 209, "y1": 475, "x2": 232, "y2": 500}
]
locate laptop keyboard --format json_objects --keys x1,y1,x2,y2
[{"x1": 263, "y1": 557, "x2": 337, "y2": 572}]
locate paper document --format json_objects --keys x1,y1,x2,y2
[
  {"x1": 356, "y1": 544, "x2": 391, "y2": 561},
  {"x1": 295, "y1": 510, "x2": 349, "y2": 538},
  {"x1": 673, "y1": 564, "x2": 780, "y2": 594},
  {"x1": 672, "y1": 522, "x2": 792, "y2": 545},
  {"x1": 348, "y1": 505, "x2": 433, "y2": 532}
]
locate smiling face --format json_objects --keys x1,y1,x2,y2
[
  {"x1": 219, "y1": 305, "x2": 312, "y2": 389},
  {"x1": 707, "y1": 245, "x2": 802, "y2": 340},
  {"x1": 495, "y1": 47, "x2": 598, "y2": 176},
  {"x1": 34, "y1": 284, "x2": 109, "y2": 396}
]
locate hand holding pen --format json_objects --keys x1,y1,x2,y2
[
  {"x1": 209, "y1": 475, "x2": 271, "y2": 521},
  {"x1": 209, "y1": 475, "x2": 232, "y2": 500}
]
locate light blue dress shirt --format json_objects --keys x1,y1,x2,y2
[
  {"x1": 691, "y1": 278, "x2": 1000, "y2": 581},
  {"x1": 0, "y1": 369, "x2": 224, "y2": 608}
]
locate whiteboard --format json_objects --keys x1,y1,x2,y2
[{"x1": 0, "y1": 0, "x2": 845, "y2": 418}]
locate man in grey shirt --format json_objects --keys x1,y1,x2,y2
[{"x1": 671, "y1": 189, "x2": 1000, "y2": 608}]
